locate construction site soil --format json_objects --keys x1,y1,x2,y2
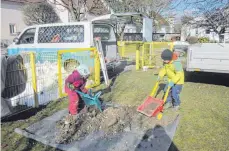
[{"x1": 55, "y1": 106, "x2": 175, "y2": 144}]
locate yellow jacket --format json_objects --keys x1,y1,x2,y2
[{"x1": 159, "y1": 59, "x2": 184, "y2": 85}]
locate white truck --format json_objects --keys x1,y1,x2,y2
[
  {"x1": 7, "y1": 13, "x2": 152, "y2": 71},
  {"x1": 186, "y1": 43, "x2": 229, "y2": 74}
]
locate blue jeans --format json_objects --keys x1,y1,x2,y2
[{"x1": 165, "y1": 84, "x2": 183, "y2": 106}]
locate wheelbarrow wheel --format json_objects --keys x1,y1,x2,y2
[{"x1": 157, "y1": 113, "x2": 163, "y2": 120}]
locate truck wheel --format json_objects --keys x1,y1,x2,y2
[{"x1": 64, "y1": 59, "x2": 80, "y2": 73}]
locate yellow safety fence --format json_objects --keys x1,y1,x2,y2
[
  {"x1": 117, "y1": 41, "x2": 143, "y2": 61},
  {"x1": 57, "y1": 48, "x2": 101, "y2": 98},
  {"x1": 2, "y1": 52, "x2": 39, "y2": 115},
  {"x1": 2, "y1": 48, "x2": 100, "y2": 116},
  {"x1": 118, "y1": 41, "x2": 174, "y2": 70}
]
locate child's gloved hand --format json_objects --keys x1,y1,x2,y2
[
  {"x1": 87, "y1": 88, "x2": 94, "y2": 96},
  {"x1": 157, "y1": 76, "x2": 163, "y2": 82},
  {"x1": 67, "y1": 83, "x2": 75, "y2": 90},
  {"x1": 168, "y1": 81, "x2": 174, "y2": 87}
]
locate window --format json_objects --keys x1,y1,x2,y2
[
  {"x1": 195, "y1": 28, "x2": 198, "y2": 35},
  {"x1": 19, "y1": 28, "x2": 36, "y2": 44},
  {"x1": 205, "y1": 29, "x2": 210, "y2": 34},
  {"x1": 9, "y1": 24, "x2": 17, "y2": 35},
  {"x1": 93, "y1": 25, "x2": 110, "y2": 40},
  {"x1": 38, "y1": 25, "x2": 84, "y2": 43}
]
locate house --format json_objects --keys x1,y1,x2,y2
[
  {"x1": 1, "y1": 0, "x2": 44, "y2": 42},
  {"x1": 181, "y1": 19, "x2": 229, "y2": 43}
]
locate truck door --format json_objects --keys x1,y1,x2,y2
[{"x1": 93, "y1": 24, "x2": 118, "y2": 63}]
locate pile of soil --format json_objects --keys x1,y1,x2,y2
[{"x1": 55, "y1": 106, "x2": 174, "y2": 144}]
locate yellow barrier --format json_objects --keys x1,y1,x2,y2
[
  {"x1": 57, "y1": 48, "x2": 101, "y2": 98},
  {"x1": 118, "y1": 41, "x2": 174, "y2": 70},
  {"x1": 136, "y1": 49, "x2": 140, "y2": 70},
  {"x1": 29, "y1": 52, "x2": 39, "y2": 108},
  {"x1": 117, "y1": 41, "x2": 143, "y2": 60}
]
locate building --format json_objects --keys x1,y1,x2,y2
[
  {"x1": 181, "y1": 21, "x2": 229, "y2": 43},
  {"x1": 1, "y1": 0, "x2": 25, "y2": 41},
  {"x1": 1, "y1": 0, "x2": 49, "y2": 46}
]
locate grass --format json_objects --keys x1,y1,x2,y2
[
  {"x1": 173, "y1": 82, "x2": 229, "y2": 151},
  {"x1": 1, "y1": 69, "x2": 229, "y2": 151}
]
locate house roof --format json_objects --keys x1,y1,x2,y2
[{"x1": 2, "y1": 0, "x2": 44, "y2": 3}]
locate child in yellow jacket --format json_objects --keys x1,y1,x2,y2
[{"x1": 158, "y1": 49, "x2": 184, "y2": 110}]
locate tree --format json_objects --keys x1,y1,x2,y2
[
  {"x1": 181, "y1": 15, "x2": 194, "y2": 25},
  {"x1": 201, "y1": 6, "x2": 229, "y2": 35},
  {"x1": 106, "y1": 0, "x2": 175, "y2": 40},
  {"x1": 48, "y1": 0, "x2": 109, "y2": 21},
  {"x1": 23, "y1": 3, "x2": 60, "y2": 25},
  {"x1": 174, "y1": 23, "x2": 182, "y2": 33},
  {"x1": 182, "y1": 2, "x2": 229, "y2": 36}
]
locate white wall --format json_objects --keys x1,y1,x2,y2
[{"x1": 1, "y1": 1, "x2": 27, "y2": 40}]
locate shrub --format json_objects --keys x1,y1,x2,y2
[
  {"x1": 186, "y1": 36, "x2": 198, "y2": 44},
  {"x1": 198, "y1": 37, "x2": 210, "y2": 43}
]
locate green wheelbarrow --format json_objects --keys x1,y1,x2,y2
[{"x1": 76, "y1": 90, "x2": 102, "y2": 112}]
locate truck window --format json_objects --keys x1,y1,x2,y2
[
  {"x1": 38, "y1": 25, "x2": 84, "y2": 43},
  {"x1": 18, "y1": 28, "x2": 36, "y2": 44},
  {"x1": 93, "y1": 25, "x2": 110, "y2": 40}
]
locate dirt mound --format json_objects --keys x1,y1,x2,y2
[{"x1": 55, "y1": 106, "x2": 173, "y2": 144}]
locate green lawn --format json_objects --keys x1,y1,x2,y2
[{"x1": 2, "y1": 69, "x2": 229, "y2": 151}]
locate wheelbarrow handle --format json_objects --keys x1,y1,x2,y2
[
  {"x1": 150, "y1": 81, "x2": 159, "y2": 97},
  {"x1": 94, "y1": 91, "x2": 102, "y2": 98},
  {"x1": 163, "y1": 86, "x2": 171, "y2": 103},
  {"x1": 149, "y1": 80, "x2": 171, "y2": 103}
]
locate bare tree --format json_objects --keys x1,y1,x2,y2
[
  {"x1": 87, "y1": 0, "x2": 109, "y2": 15},
  {"x1": 174, "y1": 23, "x2": 182, "y2": 33},
  {"x1": 181, "y1": 15, "x2": 194, "y2": 25},
  {"x1": 23, "y1": 3, "x2": 60, "y2": 25},
  {"x1": 106, "y1": 0, "x2": 176, "y2": 40},
  {"x1": 201, "y1": 6, "x2": 229, "y2": 35},
  {"x1": 48, "y1": 0, "x2": 109, "y2": 21},
  {"x1": 182, "y1": 1, "x2": 229, "y2": 36}
]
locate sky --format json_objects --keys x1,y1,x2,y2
[{"x1": 165, "y1": 0, "x2": 229, "y2": 21}]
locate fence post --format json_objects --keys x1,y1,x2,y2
[
  {"x1": 30, "y1": 52, "x2": 39, "y2": 108},
  {"x1": 141, "y1": 43, "x2": 145, "y2": 68},
  {"x1": 136, "y1": 49, "x2": 140, "y2": 70},
  {"x1": 170, "y1": 42, "x2": 174, "y2": 51},
  {"x1": 57, "y1": 52, "x2": 63, "y2": 98},
  {"x1": 121, "y1": 42, "x2": 125, "y2": 58},
  {"x1": 149, "y1": 43, "x2": 152, "y2": 65},
  {"x1": 94, "y1": 49, "x2": 101, "y2": 86}
]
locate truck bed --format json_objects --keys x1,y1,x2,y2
[{"x1": 186, "y1": 43, "x2": 229, "y2": 73}]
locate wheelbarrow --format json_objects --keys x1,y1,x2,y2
[
  {"x1": 137, "y1": 81, "x2": 171, "y2": 120},
  {"x1": 76, "y1": 90, "x2": 102, "y2": 112}
]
